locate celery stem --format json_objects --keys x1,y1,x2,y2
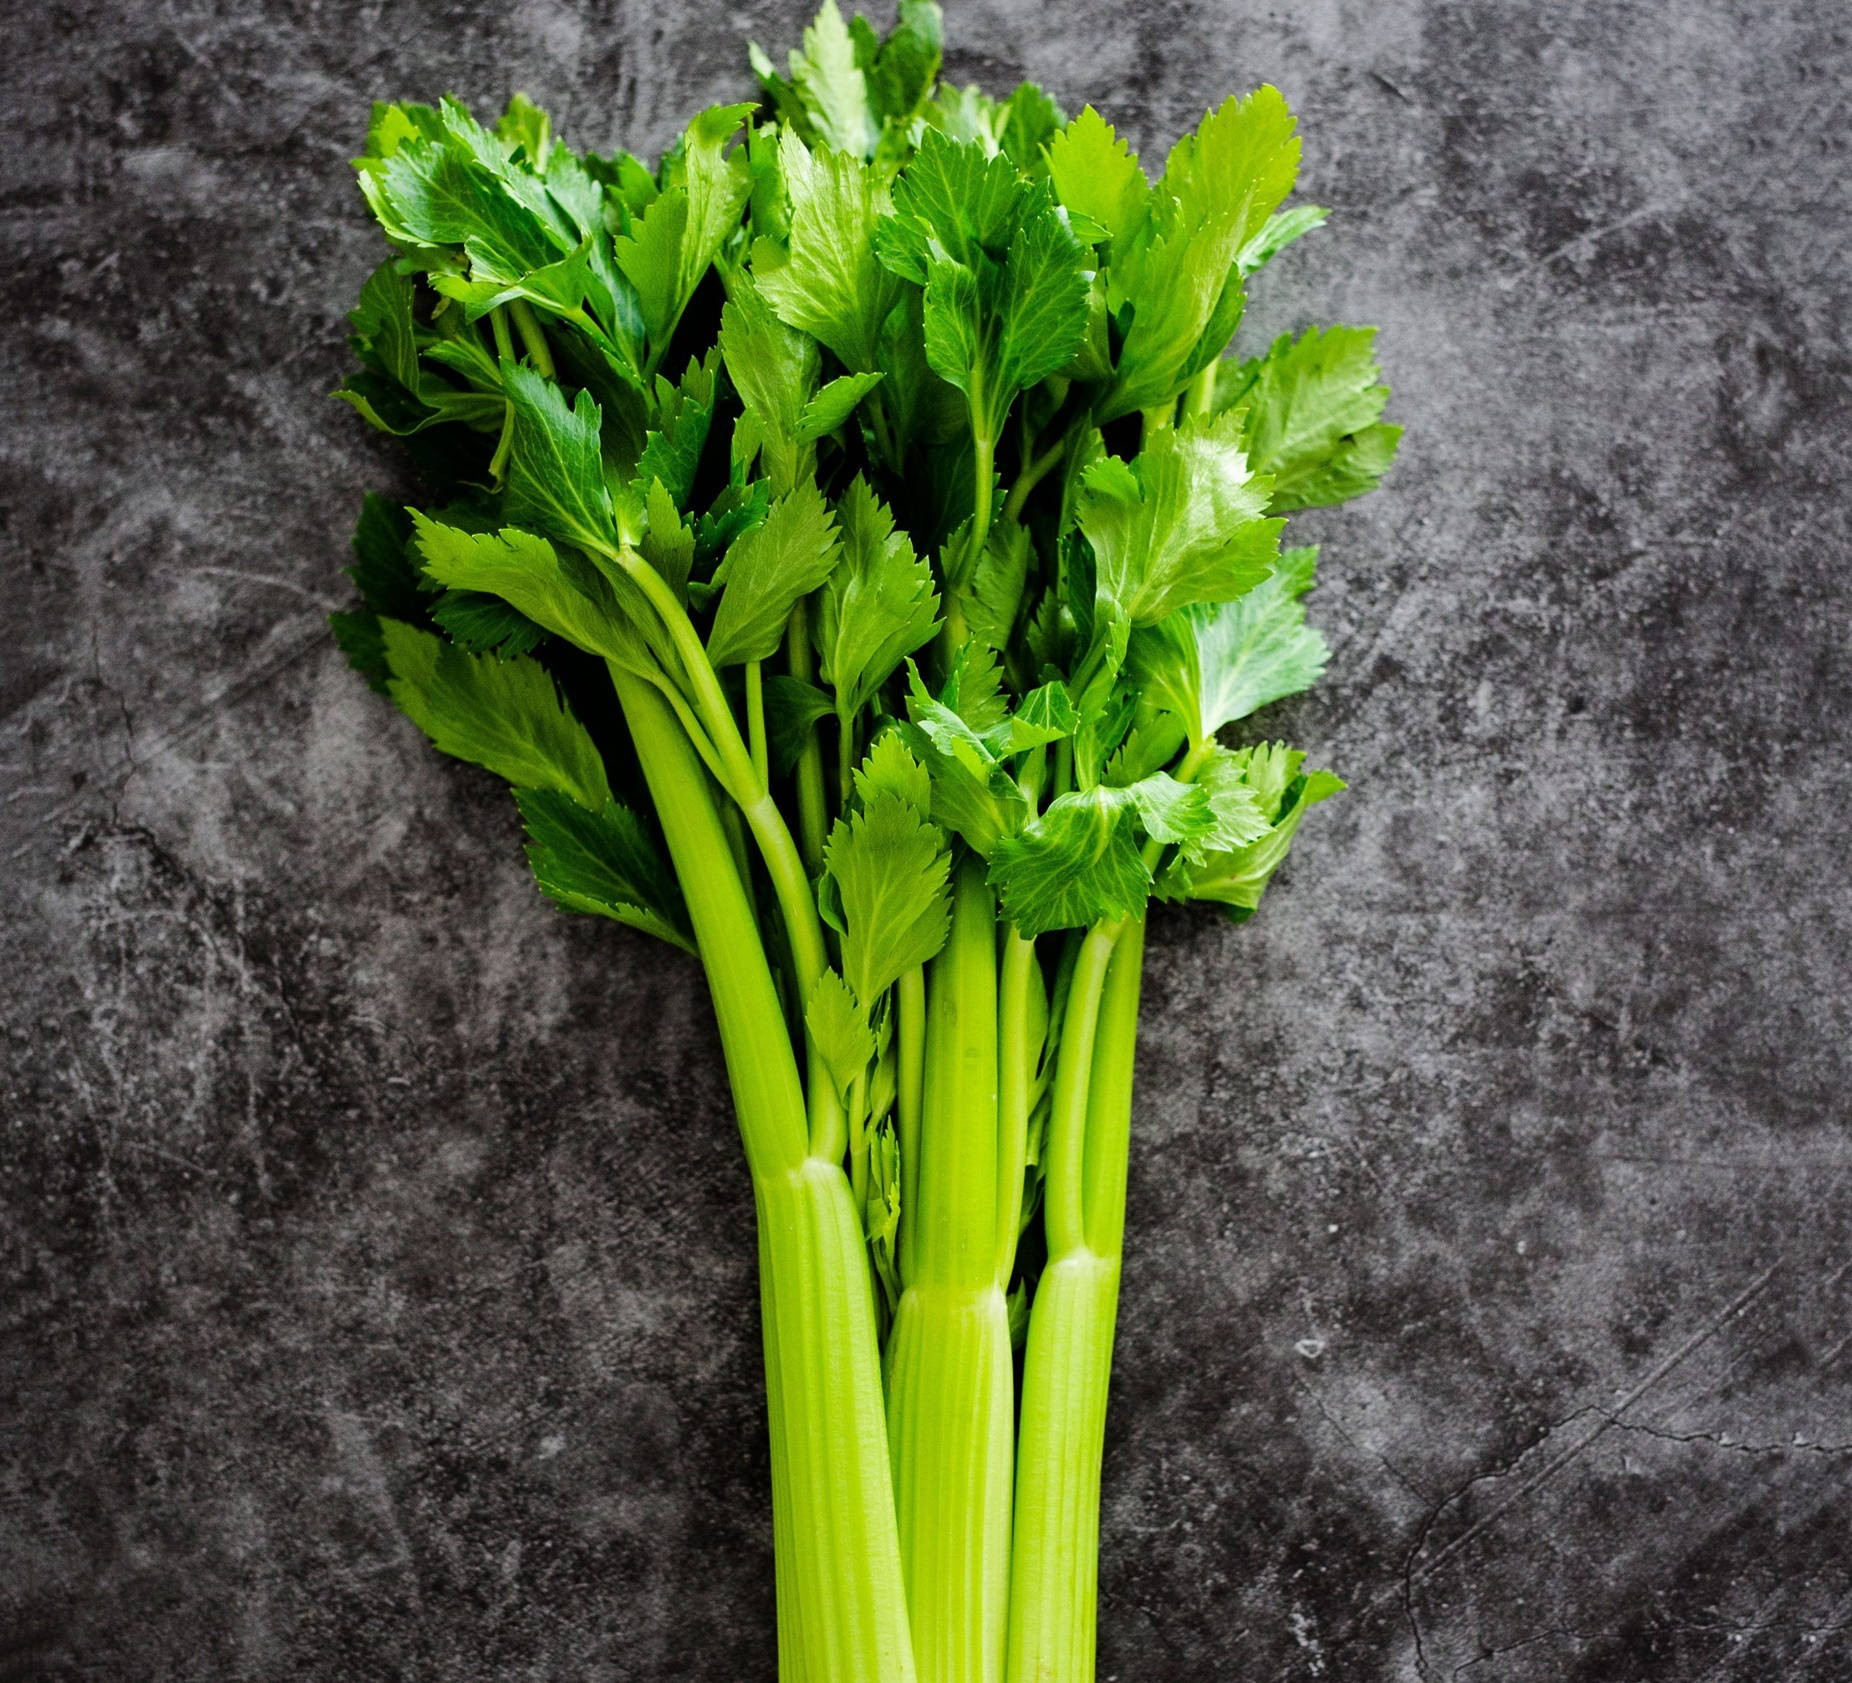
[
  {"x1": 612, "y1": 666, "x2": 806, "y2": 1178},
  {"x1": 887, "y1": 859, "x2": 1011, "y2": 1683},
  {"x1": 1181, "y1": 359, "x2": 1219, "y2": 419},
  {"x1": 747, "y1": 659, "x2": 769, "y2": 787},
  {"x1": 510, "y1": 298, "x2": 554, "y2": 377},
  {"x1": 786, "y1": 600, "x2": 830, "y2": 874},
  {"x1": 488, "y1": 404, "x2": 516, "y2": 483},
  {"x1": 896, "y1": 964, "x2": 926, "y2": 1285},
  {"x1": 1002, "y1": 434, "x2": 1066, "y2": 525},
  {"x1": 971, "y1": 429, "x2": 996, "y2": 554},
  {"x1": 1007, "y1": 917, "x2": 1145, "y2": 1683},
  {"x1": 1042, "y1": 921, "x2": 1121, "y2": 1258},
  {"x1": 489, "y1": 305, "x2": 516, "y2": 365},
  {"x1": 849, "y1": 1068, "x2": 870, "y2": 1208},
  {"x1": 611, "y1": 549, "x2": 842, "y2": 1154},
  {"x1": 995, "y1": 928, "x2": 1040, "y2": 1269},
  {"x1": 488, "y1": 307, "x2": 518, "y2": 482},
  {"x1": 612, "y1": 664, "x2": 915, "y2": 1683}
]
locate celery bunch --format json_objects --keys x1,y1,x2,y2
[{"x1": 328, "y1": 4, "x2": 1398, "y2": 1676}]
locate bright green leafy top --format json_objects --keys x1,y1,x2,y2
[{"x1": 331, "y1": 0, "x2": 1399, "y2": 1070}]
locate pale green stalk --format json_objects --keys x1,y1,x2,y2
[
  {"x1": 994, "y1": 928, "x2": 1041, "y2": 1261},
  {"x1": 487, "y1": 307, "x2": 517, "y2": 482},
  {"x1": 612, "y1": 667, "x2": 914, "y2": 1683},
  {"x1": 785, "y1": 599, "x2": 830, "y2": 875},
  {"x1": 607, "y1": 548, "x2": 843, "y2": 1158},
  {"x1": 1006, "y1": 916, "x2": 1145, "y2": 1683},
  {"x1": 886, "y1": 858, "x2": 1014, "y2": 1683},
  {"x1": 509, "y1": 298, "x2": 554, "y2": 377}
]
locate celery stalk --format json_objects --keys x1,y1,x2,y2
[
  {"x1": 615, "y1": 668, "x2": 914, "y2": 1683},
  {"x1": 1007, "y1": 917, "x2": 1145, "y2": 1683},
  {"x1": 886, "y1": 859, "x2": 1014, "y2": 1683}
]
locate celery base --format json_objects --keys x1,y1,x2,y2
[{"x1": 886, "y1": 1284, "x2": 1014, "y2": 1683}]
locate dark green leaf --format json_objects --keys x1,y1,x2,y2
[
  {"x1": 501, "y1": 361, "x2": 617, "y2": 554},
  {"x1": 411, "y1": 512, "x2": 641, "y2": 665},
  {"x1": 765, "y1": 673, "x2": 834, "y2": 777},
  {"x1": 348, "y1": 493, "x2": 423, "y2": 619},
  {"x1": 708, "y1": 480, "x2": 842, "y2": 667},
  {"x1": 379, "y1": 618, "x2": 611, "y2": 808},
  {"x1": 817, "y1": 475, "x2": 939, "y2": 718},
  {"x1": 517, "y1": 787, "x2": 694, "y2": 950},
  {"x1": 797, "y1": 371, "x2": 885, "y2": 442},
  {"x1": 430, "y1": 589, "x2": 551, "y2": 656},
  {"x1": 330, "y1": 609, "x2": 390, "y2": 694}
]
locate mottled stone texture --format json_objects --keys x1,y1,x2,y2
[{"x1": 2, "y1": 0, "x2": 1848, "y2": 1677}]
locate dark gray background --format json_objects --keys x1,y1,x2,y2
[{"x1": 4, "y1": 0, "x2": 1849, "y2": 1677}]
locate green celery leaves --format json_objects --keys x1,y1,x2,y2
[
  {"x1": 708, "y1": 480, "x2": 843, "y2": 666},
  {"x1": 1161, "y1": 743, "x2": 1345, "y2": 919},
  {"x1": 332, "y1": 5, "x2": 1395, "y2": 1017},
  {"x1": 1129, "y1": 547, "x2": 1328, "y2": 747},
  {"x1": 755, "y1": 126, "x2": 902, "y2": 374},
  {"x1": 1219, "y1": 325, "x2": 1403, "y2": 511},
  {"x1": 326, "y1": 27, "x2": 1405, "y2": 1666},
  {"x1": 518, "y1": 789, "x2": 695, "y2": 949},
  {"x1": 816, "y1": 476, "x2": 940, "y2": 720},
  {"x1": 1077, "y1": 410, "x2": 1282, "y2": 628},
  {"x1": 379, "y1": 618, "x2": 610, "y2": 807},
  {"x1": 824, "y1": 786, "x2": 952, "y2": 1008},
  {"x1": 876, "y1": 128, "x2": 1089, "y2": 444}
]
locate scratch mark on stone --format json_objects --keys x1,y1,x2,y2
[
  {"x1": 1499, "y1": 200, "x2": 1673, "y2": 290},
  {"x1": 13, "y1": 620, "x2": 329, "y2": 859},
  {"x1": 1291, "y1": 1373, "x2": 1429, "y2": 1504},
  {"x1": 178, "y1": 564, "x2": 338, "y2": 607},
  {"x1": 1379, "y1": 1266, "x2": 1784, "y2": 1674},
  {"x1": 1412, "y1": 1265, "x2": 1779, "y2": 1588}
]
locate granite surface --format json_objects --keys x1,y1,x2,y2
[{"x1": 3, "y1": 0, "x2": 1850, "y2": 1678}]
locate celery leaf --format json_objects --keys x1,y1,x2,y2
[
  {"x1": 517, "y1": 788, "x2": 694, "y2": 950},
  {"x1": 378, "y1": 618, "x2": 611, "y2": 809},
  {"x1": 754, "y1": 128, "x2": 900, "y2": 373},
  {"x1": 806, "y1": 967, "x2": 878, "y2": 1097},
  {"x1": 1220, "y1": 326, "x2": 1400, "y2": 512},
  {"x1": 823, "y1": 790, "x2": 952, "y2": 1004},
  {"x1": 707, "y1": 481, "x2": 842, "y2": 667},
  {"x1": 1077, "y1": 410, "x2": 1282, "y2": 627},
  {"x1": 817, "y1": 476, "x2": 940, "y2": 719},
  {"x1": 1129, "y1": 546, "x2": 1326, "y2": 744},
  {"x1": 502, "y1": 363, "x2": 617, "y2": 554}
]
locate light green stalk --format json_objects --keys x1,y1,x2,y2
[
  {"x1": 785, "y1": 599, "x2": 830, "y2": 875},
  {"x1": 612, "y1": 667, "x2": 914, "y2": 1683},
  {"x1": 886, "y1": 857, "x2": 1014, "y2": 1683},
  {"x1": 995, "y1": 927, "x2": 1041, "y2": 1260},
  {"x1": 1006, "y1": 916, "x2": 1146, "y2": 1683}
]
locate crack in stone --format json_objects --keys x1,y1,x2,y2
[{"x1": 1604, "y1": 1414, "x2": 1852, "y2": 1459}]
